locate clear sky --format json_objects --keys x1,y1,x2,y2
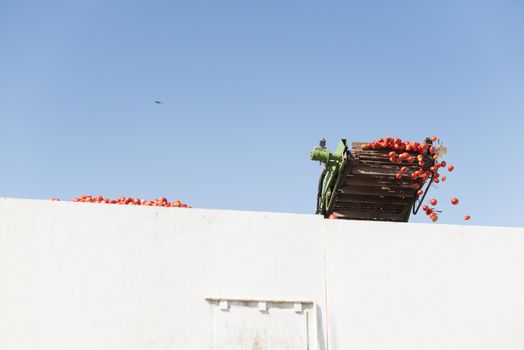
[{"x1": 1, "y1": 0, "x2": 523, "y2": 227}]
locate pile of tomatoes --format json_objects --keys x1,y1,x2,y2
[
  {"x1": 361, "y1": 135, "x2": 470, "y2": 223},
  {"x1": 51, "y1": 195, "x2": 191, "y2": 208},
  {"x1": 361, "y1": 137, "x2": 433, "y2": 155}
]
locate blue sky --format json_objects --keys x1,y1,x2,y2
[{"x1": 1, "y1": 0, "x2": 523, "y2": 226}]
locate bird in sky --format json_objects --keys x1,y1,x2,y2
[{"x1": 154, "y1": 100, "x2": 163, "y2": 104}]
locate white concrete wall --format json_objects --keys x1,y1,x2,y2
[
  {"x1": 0, "y1": 198, "x2": 327, "y2": 350},
  {"x1": 325, "y1": 220, "x2": 524, "y2": 350},
  {"x1": 0, "y1": 198, "x2": 523, "y2": 349}
]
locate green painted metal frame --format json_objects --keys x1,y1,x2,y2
[{"x1": 310, "y1": 139, "x2": 348, "y2": 216}]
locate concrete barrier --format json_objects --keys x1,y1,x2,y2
[
  {"x1": 325, "y1": 220, "x2": 524, "y2": 350},
  {"x1": 0, "y1": 198, "x2": 523, "y2": 349}
]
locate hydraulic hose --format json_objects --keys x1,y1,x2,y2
[{"x1": 316, "y1": 168, "x2": 327, "y2": 214}]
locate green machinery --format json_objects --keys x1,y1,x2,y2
[{"x1": 310, "y1": 138, "x2": 435, "y2": 222}]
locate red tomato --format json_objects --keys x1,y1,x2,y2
[
  {"x1": 400, "y1": 166, "x2": 408, "y2": 173},
  {"x1": 429, "y1": 136, "x2": 437, "y2": 142},
  {"x1": 417, "y1": 189, "x2": 423, "y2": 196},
  {"x1": 328, "y1": 214, "x2": 337, "y2": 219},
  {"x1": 464, "y1": 215, "x2": 471, "y2": 221},
  {"x1": 451, "y1": 197, "x2": 459, "y2": 205},
  {"x1": 441, "y1": 176, "x2": 446, "y2": 182},
  {"x1": 69, "y1": 194, "x2": 190, "y2": 209},
  {"x1": 448, "y1": 165, "x2": 454, "y2": 172},
  {"x1": 430, "y1": 198, "x2": 437, "y2": 205}
]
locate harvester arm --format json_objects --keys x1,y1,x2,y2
[{"x1": 310, "y1": 139, "x2": 348, "y2": 216}]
